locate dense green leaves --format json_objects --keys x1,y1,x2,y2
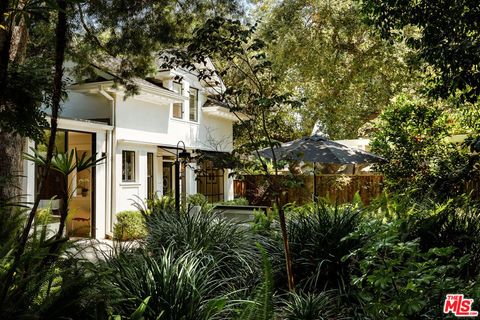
[
  {"x1": 362, "y1": 0, "x2": 480, "y2": 103},
  {"x1": 370, "y1": 94, "x2": 479, "y2": 199},
  {"x1": 255, "y1": 0, "x2": 418, "y2": 139}
]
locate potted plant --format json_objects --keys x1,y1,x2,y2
[{"x1": 78, "y1": 178, "x2": 89, "y2": 197}]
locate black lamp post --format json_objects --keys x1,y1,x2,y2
[{"x1": 175, "y1": 140, "x2": 190, "y2": 213}]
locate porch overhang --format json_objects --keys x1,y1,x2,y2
[{"x1": 68, "y1": 80, "x2": 187, "y2": 104}]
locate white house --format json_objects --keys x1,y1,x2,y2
[{"x1": 23, "y1": 63, "x2": 242, "y2": 239}]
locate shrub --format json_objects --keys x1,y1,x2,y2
[
  {"x1": 144, "y1": 204, "x2": 265, "y2": 293},
  {"x1": 219, "y1": 197, "x2": 249, "y2": 206},
  {"x1": 280, "y1": 291, "x2": 342, "y2": 320},
  {"x1": 370, "y1": 94, "x2": 477, "y2": 200},
  {"x1": 100, "y1": 246, "x2": 232, "y2": 319},
  {"x1": 113, "y1": 210, "x2": 147, "y2": 241},
  {"x1": 345, "y1": 218, "x2": 467, "y2": 319},
  {"x1": 187, "y1": 193, "x2": 208, "y2": 206},
  {"x1": 187, "y1": 193, "x2": 214, "y2": 211},
  {"x1": 146, "y1": 194, "x2": 175, "y2": 213},
  {"x1": 283, "y1": 202, "x2": 363, "y2": 295}
]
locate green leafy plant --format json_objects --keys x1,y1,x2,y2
[
  {"x1": 142, "y1": 204, "x2": 264, "y2": 293},
  {"x1": 100, "y1": 246, "x2": 231, "y2": 320},
  {"x1": 145, "y1": 194, "x2": 175, "y2": 213},
  {"x1": 218, "y1": 197, "x2": 249, "y2": 206},
  {"x1": 370, "y1": 94, "x2": 477, "y2": 200},
  {"x1": 345, "y1": 218, "x2": 467, "y2": 319},
  {"x1": 280, "y1": 291, "x2": 343, "y2": 320},
  {"x1": 238, "y1": 244, "x2": 274, "y2": 320},
  {"x1": 285, "y1": 202, "x2": 363, "y2": 294},
  {"x1": 113, "y1": 211, "x2": 147, "y2": 241}
]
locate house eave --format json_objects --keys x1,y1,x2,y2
[
  {"x1": 68, "y1": 80, "x2": 187, "y2": 104},
  {"x1": 202, "y1": 106, "x2": 249, "y2": 122}
]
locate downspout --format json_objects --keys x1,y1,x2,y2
[{"x1": 99, "y1": 86, "x2": 115, "y2": 238}]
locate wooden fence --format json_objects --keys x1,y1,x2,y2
[{"x1": 234, "y1": 174, "x2": 384, "y2": 206}]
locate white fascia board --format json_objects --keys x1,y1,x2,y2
[
  {"x1": 203, "y1": 106, "x2": 250, "y2": 122},
  {"x1": 68, "y1": 80, "x2": 187, "y2": 104},
  {"x1": 46, "y1": 116, "x2": 113, "y2": 132}
]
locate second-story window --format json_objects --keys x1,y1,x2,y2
[
  {"x1": 189, "y1": 87, "x2": 198, "y2": 122},
  {"x1": 172, "y1": 81, "x2": 183, "y2": 119}
]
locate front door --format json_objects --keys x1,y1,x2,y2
[
  {"x1": 147, "y1": 152, "x2": 154, "y2": 201},
  {"x1": 162, "y1": 161, "x2": 173, "y2": 196}
]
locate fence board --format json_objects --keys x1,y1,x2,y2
[{"x1": 234, "y1": 174, "x2": 384, "y2": 206}]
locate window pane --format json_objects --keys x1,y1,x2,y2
[
  {"x1": 122, "y1": 151, "x2": 135, "y2": 182},
  {"x1": 173, "y1": 103, "x2": 183, "y2": 118},
  {"x1": 189, "y1": 88, "x2": 198, "y2": 122},
  {"x1": 173, "y1": 82, "x2": 182, "y2": 94},
  {"x1": 172, "y1": 82, "x2": 183, "y2": 119}
]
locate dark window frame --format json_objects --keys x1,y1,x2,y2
[{"x1": 122, "y1": 150, "x2": 136, "y2": 182}]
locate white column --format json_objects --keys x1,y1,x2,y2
[
  {"x1": 225, "y1": 169, "x2": 234, "y2": 201},
  {"x1": 185, "y1": 163, "x2": 197, "y2": 196},
  {"x1": 95, "y1": 132, "x2": 107, "y2": 239},
  {"x1": 24, "y1": 139, "x2": 36, "y2": 205}
]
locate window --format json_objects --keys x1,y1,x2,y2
[
  {"x1": 172, "y1": 82, "x2": 183, "y2": 119},
  {"x1": 122, "y1": 151, "x2": 135, "y2": 182},
  {"x1": 197, "y1": 161, "x2": 224, "y2": 202},
  {"x1": 189, "y1": 87, "x2": 198, "y2": 122}
]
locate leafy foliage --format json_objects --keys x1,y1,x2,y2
[
  {"x1": 370, "y1": 94, "x2": 478, "y2": 199},
  {"x1": 362, "y1": 0, "x2": 480, "y2": 103},
  {"x1": 255, "y1": 0, "x2": 418, "y2": 139},
  {"x1": 113, "y1": 210, "x2": 147, "y2": 241},
  {"x1": 238, "y1": 244, "x2": 274, "y2": 320},
  {"x1": 285, "y1": 202, "x2": 363, "y2": 294},
  {"x1": 346, "y1": 219, "x2": 465, "y2": 319},
  {"x1": 280, "y1": 291, "x2": 343, "y2": 320},
  {"x1": 99, "y1": 246, "x2": 230, "y2": 320},
  {"x1": 143, "y1": 205, "x2": 264, "y2": 292}
]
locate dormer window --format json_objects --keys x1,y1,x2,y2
[
  {"x1": 189, "y1": 87, "x2": 198, "y2": 122},
  {"x1": 172, "y1": 81, "x2": 183, "y2": 119}
]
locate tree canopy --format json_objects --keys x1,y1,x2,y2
[
  {"x1": 362, "y1": 0, "x2": 480, "y2": 103},
  {"x1": 253, "y1": 0, "x2": 419, "y2": 139}
]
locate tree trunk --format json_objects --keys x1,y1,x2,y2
[
  {"x1": 0, "y1": 133, "x2": 25, "y2": 202},
  {"x1": 0, "y1": 0, "x2": 30, "y2": 204},
  {"x1": 0, "y1": 0, "x2": 68, "y2": 303}
]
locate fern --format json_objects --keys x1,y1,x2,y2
[{"x1": 238, "y1": 243, "x2": 274, "y2": 320}]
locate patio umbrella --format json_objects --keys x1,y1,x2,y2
[{"x1": 259, "y1": 134, "x2": 385, "y2": 198}]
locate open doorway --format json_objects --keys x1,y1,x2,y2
[{"x1": 36, "y1": 130, "x2": 95, "y2": 238}]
